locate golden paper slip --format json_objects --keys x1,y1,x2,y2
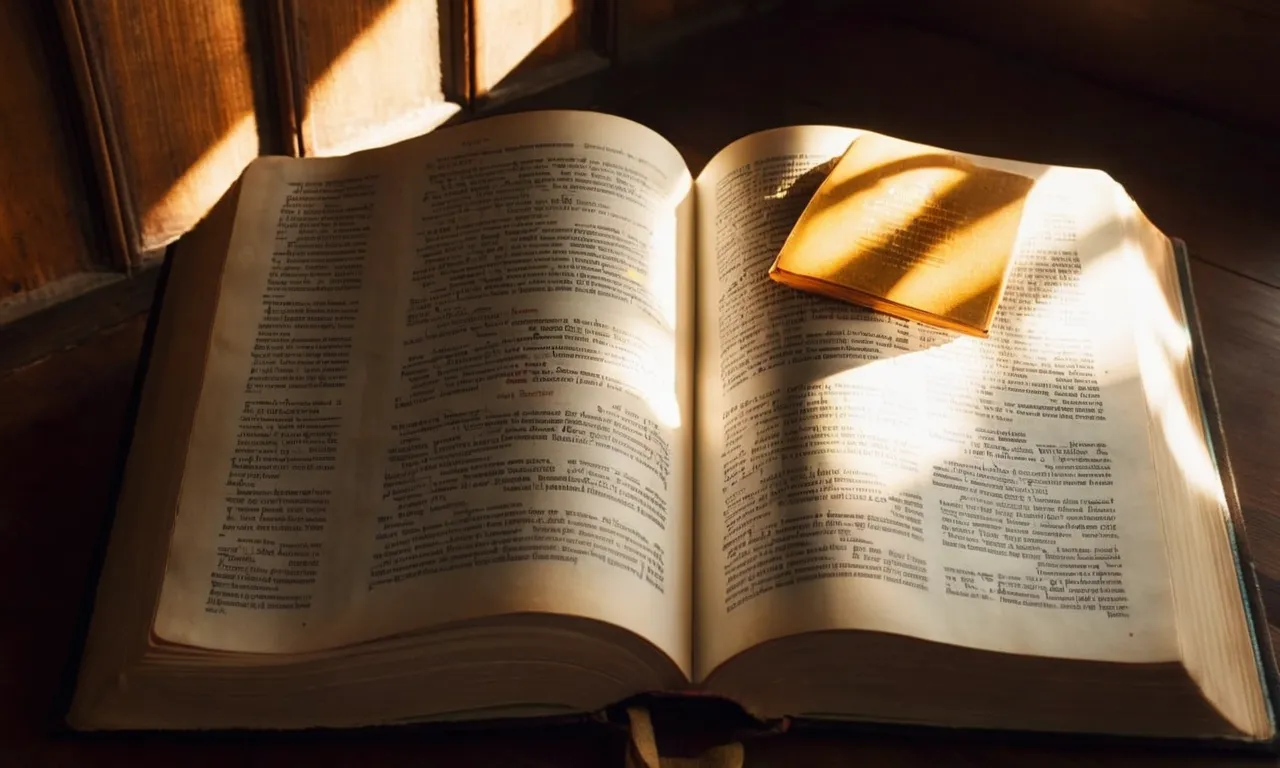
[{"x1": 769, "y1": 132, "x2": 1035, "y2": 337}]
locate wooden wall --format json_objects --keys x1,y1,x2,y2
[
  {"x1": 0, "y1": 0, "x2": 751, "y2": 336},
  {"x1": 856, "y1": 0, "x2": 1280, "y2": 133},
  {"x1": 0, "y1": 2, "x2": 112, "y2": 323},
  {"x1": 275, "y1": 0, "x2": 461, "y2": 156},
  {"x1": 1, "y1": 0, "x2": 1277, "y2": 363}
]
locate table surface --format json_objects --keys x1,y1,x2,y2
[{"x1": 5, "y1": 7, "x2": 1280, "y2": 765}]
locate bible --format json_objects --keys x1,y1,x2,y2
[{"x1": 69, "y1": 110, "x2": 1277, "y2": 744}]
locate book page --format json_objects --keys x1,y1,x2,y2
[
  {"x1": 155, "y1": 112, "x2": 695, "y2": 673},
  {"x1": 154, "y1": 151, "x2": 407, "y2": 651},
  {"x1": 694, "y1": 126, "x2": 1178, "y2": 679},
  {"x1": 346, "y1": 112, "x2": 695, "y2": 673}
]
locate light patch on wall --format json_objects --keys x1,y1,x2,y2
[
  {"x1": 302, "y1": 0, "x2": 459, "y2": 156},
  {"x1": 143, "y1": 113, "x2": 258, "y2": 250}
]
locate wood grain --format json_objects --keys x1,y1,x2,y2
[
  {"x1": 521, "y1": 8, "x2": 1280, "y2": 287},
  {"x1": 6, "y1": 5, "x2": 1280, "y2": 764},
  {"x1": 615, "y1": 0, "x2": 747, "y2": 61},
  {"x1": 0, "y1": 3, "x2": 111, "y2": 315},
  {"x1": 0, "y1": 265, "x2": 160, "y2": 373},
  {"x1": 471, "y1": 0, "x2": 604, "y2": 103},
  {"x1": 1190, "y1": 261, "x2": 1280, "y2": 577},
  {"x1": 625, "y1": 0, "x2": 719, "y2": 26},
  {"x1": 853, "y1": 0, "x2": 1280, "y2": 133},
  {"x1": 64, "y1": 0, "x2": 265, "y2": 259},
  {"x1": 0, "y1": 318, "x2": 146, "y2": 748},
  {"x1": 281, "y1": 0, "x2": 459, "y2": 157}
]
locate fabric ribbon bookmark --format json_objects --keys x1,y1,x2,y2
[{"x1": 625, "y1": 706, "x2": 745, "y2": 768}]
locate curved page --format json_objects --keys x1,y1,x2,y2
[
  {"x1": 154, "y1": 111, "x2": 695, "y2": 676},
  {"x1": 694, "y1": 126, "x2": 1177, "y2": 678}
]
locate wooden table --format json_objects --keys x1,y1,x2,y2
[{"x1": 4, "y1": 7, "x2": 1279, "y2": 765}]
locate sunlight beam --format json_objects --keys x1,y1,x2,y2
[
  {"x1": 145, "y1": 113, "x2": 258, "y2": 248},
  {"x1": 625, "y1": 168, "x2": 693, "y2": 430},
  {"x1": 302, "y1": 0, "x2": 460, "y2": 156}
]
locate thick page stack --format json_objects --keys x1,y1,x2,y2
[{"x1": 69, "y1": 110, "x2": 1276, "y2": 746}]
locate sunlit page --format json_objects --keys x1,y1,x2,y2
[
  {"x1": 348, "y1": 112, "x2": 696, "y2": 672},
  {"x1": 694, "y1": 126, "x2": 1177, "y2": 678},
  {"x1": 156, "y1": 112, "x2": 696, "y2": 673}
]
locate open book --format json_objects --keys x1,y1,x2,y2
[{"x1": 70, "y1": 110, "x2": 1276, "y2": 743}]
